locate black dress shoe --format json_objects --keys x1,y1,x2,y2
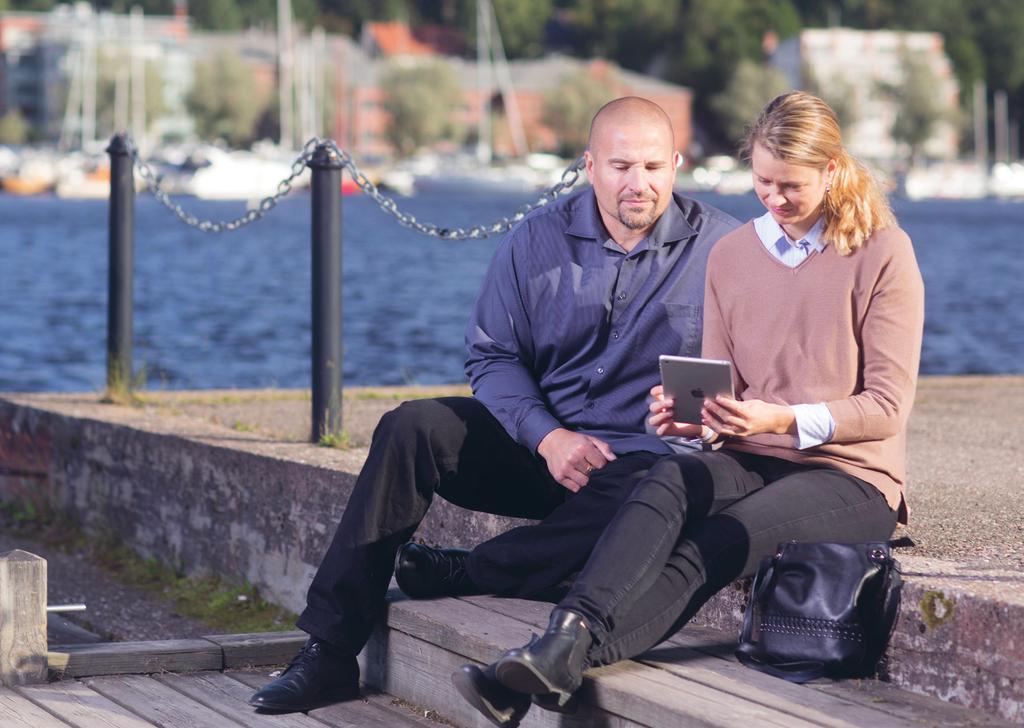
[
  {"x1": 494, "y1": 608, "x2": 592, "y2": 708},
  {"x1": 451, "y1": 663, "x2": 530, "y2": 728},
  {"x1": 394, "y1": 542, "x2": 481, "y2": 598},
  {"x1": 248, "y1": 638, "x2": 359, "y2": 712}
]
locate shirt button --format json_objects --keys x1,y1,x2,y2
[
  {"x1": 612, "y1": 331, "x2": 619, "y2": 339},
  {"x1": 586, "y1": 401, "x2": 595, "y2": 409},
  {"x1": 597, "y1": 367, "x2": 605, "y2": 375},
  {"x1": 617, "y1": 292, "x2": 627, "y2": 300}
]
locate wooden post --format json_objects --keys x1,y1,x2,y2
[{"x1": 0, "y1": 549, "x2": 47, "y2": 685}]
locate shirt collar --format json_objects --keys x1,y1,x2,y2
[
  {"x1": 566, "y1": 189, "x2": 697, "y2": 250},
  {"x1": 754, "y1": 211, "x2": 827, "y2": 255}
]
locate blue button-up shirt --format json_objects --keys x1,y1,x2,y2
[{"x1": 466, "y1": 188, "x2": 739, "y2": 455}]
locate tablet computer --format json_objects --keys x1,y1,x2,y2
[{"x1": 658, "y1": 355, "x2": 734, "y2": 425}]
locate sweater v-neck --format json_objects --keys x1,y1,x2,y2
[{"x1": 746, "y1": 221, "x2": 823, "y2": 274}]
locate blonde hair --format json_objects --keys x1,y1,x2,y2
[{"x1": 741, "y1": 91, "x2": 895, "y2": 255}]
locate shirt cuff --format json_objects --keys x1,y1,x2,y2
[
  {"x1": 791, "y1": 403, "x2": 836, "y2": 449},
  {"x1": 519, "y1": 409, "x2": 564, "y2": 454}
]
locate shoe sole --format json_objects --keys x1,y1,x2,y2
[
  {"x1": 494, "y1": 658, "x2": 573, "y2": 708},
  {"x1": 451, "y1": 668, "x2": 523, "y2": 728}
]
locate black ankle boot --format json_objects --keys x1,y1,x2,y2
[
  {"x1": 451, "y1": 663, "x2": 530, "y2": 727},
  {"x1": 494, "y1": 608, "x2": 592, "y2": 708}
]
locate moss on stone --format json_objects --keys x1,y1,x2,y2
[{"x1": 919, "y1": 590, "x2": 955, "y2": 629}]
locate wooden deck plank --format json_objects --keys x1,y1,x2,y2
[
  {"x1": 85, "y1": 675, "x2": 247, "y2": 728},
  {"x1": 228, "y1": 670, "x2": 424, "y2": 728},
  {"x1": 362, "y1": 625, "x2": 640, "y2": 728},
  {"x1": 0, "y1": 688, "x2": 72, "y2": 727},
  {"x1": 48, "y1": 639, "x2": 222, "y2": 677},
  {"x1": 15, "y1": 679, "x2": 156, "y2": 728},
  {"x1": 359, "y1": 692, "x2": 456, "y2": 727},
  {"x1": 227, "y1": 671, "x2": 360, "y2": 728},
  {"x1": 153, "y1": 671, "x2": 324, "y2": 728},
  {"x1": 203, "y1": 631, "x2": 306, "y2": 669},
  {"x1": 459, "y1": 595, "x2": 916, "y2": 728},
  {"x1": 673, "y1": 624, "x2": 1013, "y2": 727},
  {"x1": 388, "y1": 595, "x2": 820, "y2": 727},
  {"x1": 463, "y1": 594, "x2": 1012, "y2": 728}
]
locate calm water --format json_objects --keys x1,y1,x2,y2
[{"x1": 1, "y1": 190, "x2": 1021, "y2": 392}]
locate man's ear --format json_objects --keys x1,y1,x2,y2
[
  {"x1": 673, "y1": 151, "x2": 683, "y2": 170},
  {"x1": 584, "y1": 150, "x2": 595, "y2": 184}
]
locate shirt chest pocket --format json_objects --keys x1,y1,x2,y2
[{"x1": 661, "y1": 302, "x2": 703, "y2": 357}]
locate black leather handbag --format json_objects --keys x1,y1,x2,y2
[{"x1": 735, "y1": 540, "x2": 902, "y2": 682}]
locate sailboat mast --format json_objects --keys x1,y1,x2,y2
[
  {"x1": 278, "y1": 0, "x2": 295, "y2": 149},
  {"x1": 476, "y1": 0, "x2": 491, "y2": 164},
  {"x1": 131, "y1": 6, "x2": 146, "y2": 150},
  {"x1": 486, "y1": 0, "x2": 528, "y2": 157},
  {"x1": 81, "y1": 11, "x2": 97, "y2": 148}
]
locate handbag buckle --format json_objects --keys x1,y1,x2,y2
[{"x1": 869, "y1": 547, "x2": 888, "y2": 563}]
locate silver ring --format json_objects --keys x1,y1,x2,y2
[{"x1": 585, "y1": 464, "x2": 594, "y2": 474}]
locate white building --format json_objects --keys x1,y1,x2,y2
[{"x1": 772, "y1": 28, "x2": 960, "y2": 165}]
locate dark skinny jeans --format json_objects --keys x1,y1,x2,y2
[
  {"x1": 559, "y1": 450, "x2": 898, "y2": 666},
  {"x1": 296, "y1": 396, "x2": 662, "y2": 655}
]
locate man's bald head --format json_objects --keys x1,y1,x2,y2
[
  {"x1": 583, "y1": 96, "x2": 681, "y2": 249},
  {"x1": 588, "y1": 97, "x2": 676, "y2": 155}
]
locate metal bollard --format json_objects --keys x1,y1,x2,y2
[
  {"x1": 106, "y1": 133, "x2": 135, "y2": 392},
  {"x1": 308, "y1": 143, "x2": 343, "y2": 443}
]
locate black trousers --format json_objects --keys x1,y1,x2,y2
[
  {"x1": 296, "y1": 396, "x2": 661, "y2": 654},
  {"x1": 559, "y1": 450, "x2": 898, "y2": 666}
]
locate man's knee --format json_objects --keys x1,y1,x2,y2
[{"x1": 373, "y1": 396, "x2": 474, "y2": 443}]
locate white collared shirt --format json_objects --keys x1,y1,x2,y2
[
  {"x1": 752, "y1": 212, "x2": 836, "y2": 449},
  {"x1": 755, "y1": 212, "x2": 827, "y2": 267}
]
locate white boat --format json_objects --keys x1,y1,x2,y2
[
  {"x1": 904, "y1": 162, "x2": 988, "y2": 200},
  {"x1": 186, "y1": 146, "x2": 307, "y2": 201},
  {"x1": 989, "y1": 163, "x2": 1024, "y2": 199}
]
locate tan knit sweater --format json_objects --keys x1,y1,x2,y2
[{"x1": 702, "y1": 222, "x2": 925, "y2": 521}]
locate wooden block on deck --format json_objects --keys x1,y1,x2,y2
[
  {"x1": 0, "y1": 550, "x2": 47, "y2": 686},
  {"x1": 48, "y1": 638, "x2": 222, "y2": 677},
  {"x1": 202, "y1": 630, "x2": 306, "y2": 668}
]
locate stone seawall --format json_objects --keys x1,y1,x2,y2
[
  {"x1": 0, "y1": 394, "x2": 533, "y2": 614},
  {"x1": 1, "y1": 384, "x2": 1023, "y2": 722}
]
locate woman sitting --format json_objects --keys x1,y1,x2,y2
[{"x1": 454, "y1": 90, "x2": 925, "y2": 727}]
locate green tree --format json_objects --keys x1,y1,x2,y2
[
  {"x1": 191, "y1": 0, "x2": 243, "y2": 31},
  {"x1": 541, "y1": 69, "x2": 617, "y2": 157},
  {"x1": 670, "y1": 0, "x2": 800, "y2": 148},
  {"x1": 186, "y1": 50, "x2": 269, "y2": 146},
  {"x1": 566, "y1": 0, "x2": 679, "y2": 71},
  {"x1": 711, "y1": 59, "x2": 793, "y2": 146},
  {"x1": 0, "y1": 109, "x2": 29, "y2": 145},
  {"x1": 380, "y1": 59, "x2": 463, "y2": 156},
  {"x1": 490, "y1": 0, "x2": 551, "y2": 58},
  {"x1": 882, "y1": 50, "x2": 950, "y2": 166}
]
